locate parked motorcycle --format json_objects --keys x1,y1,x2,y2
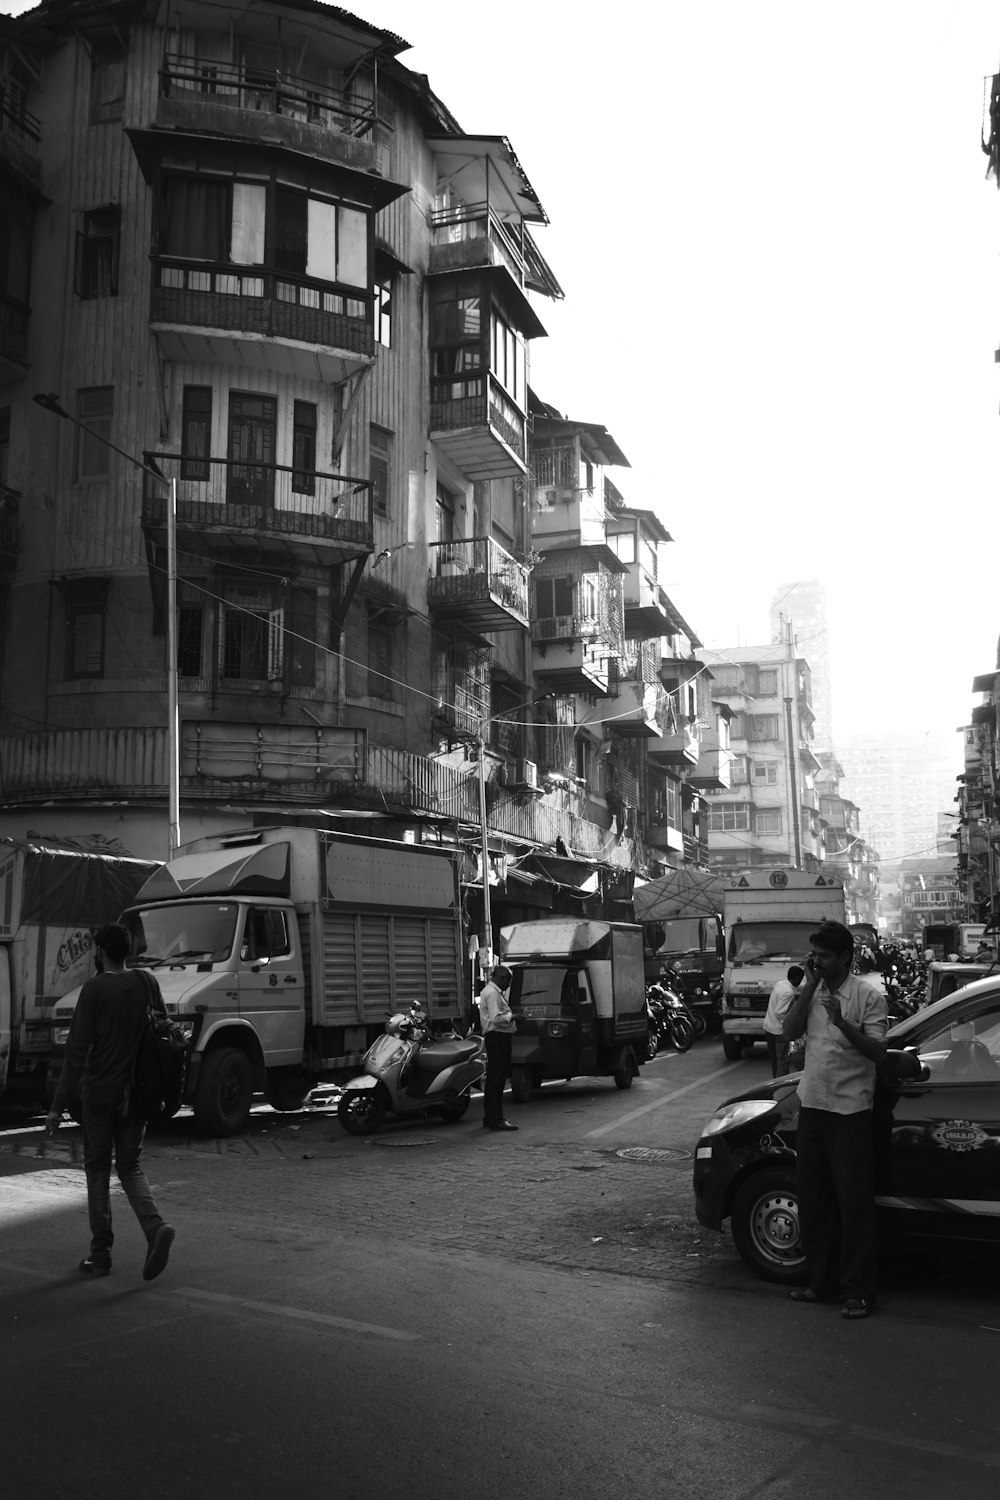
[
  {"x1": 646, "y1": 979, "x2": 696, "y2": 1053},
  {"x1": 337, "y1": 1005, "x2": 485, "y2": 1135}
]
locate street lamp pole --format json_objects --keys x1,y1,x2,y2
[
  {"x1": 32, "y1": 393, "x2": 181, "y2": 857},
  {"x1": 477, "y1": 725, "x2": 493, "y2": 975}
]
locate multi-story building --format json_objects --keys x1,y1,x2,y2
[
  {"x1": 898, "y1": 855, "x2": 962, "y2": 945},
  {"x1": 0, "y1": 0, "x2": 716, "y2": 953},
  {"x1": 838, "y1": 730, "x2": 960, "y2": 864},
  {"x1": 768, "y1": 579, "x2": 834, "y2": 752},
  {"x1": 814, "y1": 752, "x2": 880, "y2": 926},
  {"x1": 701, "y1": 642, "x2": 821, "y2": 872}
]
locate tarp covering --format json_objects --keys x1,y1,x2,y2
[
  {"x1": 632, "y1": 867, "x2": 725, "y2": 923},
  {"x1": 136, "y1": 843, "x2": 291, "y2": 902},
  {"x1": 18, "y1": 848, "x2": 158, "y2": 926}
]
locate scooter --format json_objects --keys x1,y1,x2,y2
[
  {"x1": 647, "y1": 979, "x2": 695, "y2": 1053},
  {"x1": 337, "y1": 1004, "x2": 485, "y2": 1135}
]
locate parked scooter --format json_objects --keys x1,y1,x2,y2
[
  {"x1": 337, "y1": 1005, "x2": 485, "y2": 1135},
  {"x1": 647, "y1": 979, "x2": 696, "y2": 1052}
]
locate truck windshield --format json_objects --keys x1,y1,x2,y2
[
  {"x1": 729, "y1": 922, "x2": 816, "y2": 962},
  {"x1": 509, "y1": 967, "x2": 581, "y2": 1010},
  {"x1": 123, "y1": 903, "x2": 239, "y2": 965}
]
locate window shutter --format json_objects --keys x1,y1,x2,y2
[{"x1": 267, "y1": 607, "x2": 284, "y2": 681}]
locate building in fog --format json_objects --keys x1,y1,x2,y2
[
  {"x1": 838, "y1": 731, "x2": 960, "y2": 865},
  {"x1": 769, "y1": 580, "x2": 834, "y2": 752}
]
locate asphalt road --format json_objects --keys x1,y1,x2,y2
[{"x1": 2, "y1": 1040, "x2": 999, "y2": 1500}]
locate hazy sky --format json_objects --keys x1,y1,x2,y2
[{"x1": 5, "y1": 0, "x2": 999, "y2": 764}]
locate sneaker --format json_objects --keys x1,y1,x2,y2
[
  {"x1": 78, "y1": 1257, "x2": 111, "y2": 1277},
  {"x1": 142, "y1": 1224, "x2": 175, "y2": 1282}
]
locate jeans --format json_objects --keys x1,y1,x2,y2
[
  {"x1": 483, "y1": 1033, "x2": 512, "y2": 1126},
  {"x1": 796, "y1": 1105, "x2": 877, "y2": 1302},
  {"x1": 765, "y1": 1033, "x2": 790, "y2": 1077},
  {"x1": 82, "y1": 1101, "x2": 163, "y2": 1263}
]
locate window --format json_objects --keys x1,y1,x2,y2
[
  {"x1": 430, "y1": 276, "x2": 483, "y2": 399},
  {"x1": 374, "y1": 276, "x2": 392, "y2": 347},
  {"x1": 76, "y1": 388, "x2": 113, "y2": 479},
  {"x1": 369, "y1": 425, "x2": 391, "y2": 516},
  {"x1": 753, "y1": 762, "x2": 779, "y2": 785},
  {"x1": 757, "y1": 669, "x2": 778, "y2": 695},
  {"x1": 345, "y1": 603, "x2": 396, "y2": 700},
  {"x1": 755, "y1": 810, "x2": 782, "y2": 835},
  {"x1": 368, "y1": 619, "x2": 392, "y2": 698},
  {"x1": 161, "y1": 176, "x2": 235, "y2": 263},
  {"x1": 181, "y1": 387, "x2": 212, "y2": 481},
  {"x1": 708, "y1": 802, "x2": 751, "y2": 832},
  {"x1": 75, "y1": 206, "x2": 120, "y2": 299},
  {"x1": 287, "y1": 585, "x2": 316, "y2": 687},
  {"x1": 435, "y1": 482, "x2": 455, "y2": 545},
  {"x1": 90, "y1": 44, "x2": 125, "y2": 124},
  {"x1": 177, "y1": 602, "x2": 204, "y2": 677},
  {"x1": 63, "y1": 579, "x2": 108, "y2": 679},
  {"x1": 607, "y1": 531, "x2": 636, "y2": 564},
  {"x1": 575, "y1": 736, "x2": 591, "y2": 783},
  {"x1": 227, "y1": 393, "x2": 276, "y2": 508},
  {"x1": 730, "y1": 753, "x2": 749, "y2": 785},
  {"x1": 292, "y1": 402, "x2": 317, "y2": 495},
  {"x1": 535, "y1": 576, "x2": 574, "y2": 619},
  {"x1": 490, "y1": 309, "x2": 525, "y2": 405},
  {"x1": 218, "y1": 582, "x2": 283, "y2": 682},
  {"x1": 748, "y1": 714, "x2": 779, "y2": 741},
  {"x1": 274, "y1": 187, "x2": 368, "y2": 287},
  {"x1": 243, "y1": 907, "x2": 291, "y2": 962}
]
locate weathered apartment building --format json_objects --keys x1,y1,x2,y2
[{"x1": 0, "y1": 0, "x2": 730, "y2": 945}]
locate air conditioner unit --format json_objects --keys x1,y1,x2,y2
[{"x1": 513, "y1": 757, "x2": 538, "y2": 789}]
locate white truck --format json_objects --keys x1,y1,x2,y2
[
  {"x1": 55, "y1": 826, "x2": 466, "y2": 1135},
  {"x1": 0, "y1": 840, "x2": 157, "y2": 1110},
  {"x1": 720, "y1": 870, "x2": 846, "y2": 1060}
]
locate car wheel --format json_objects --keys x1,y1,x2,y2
[
  {"x1": 722, "y1": 1033, "x2": 744, "y2": 1061},
  {"x1": 730, "y1": 1168, "x2": 808, "y2": 1284}
]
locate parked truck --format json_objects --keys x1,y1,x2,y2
[
  {"x1": 0, "y1": 840, "x2": 158, "y2": 1110},
  {"x1": 499, "y1": 918, "x2": 648, "y2": 1099},
  {"x1": 54, "y1": 827, "x2": 466, "y2": 1136},
  {"x1": 921, "y1": 922, "x2": 986, "y2": 961},
  {"x1": 720, "y1": 870, "x2": 846, "y2": 1060}
]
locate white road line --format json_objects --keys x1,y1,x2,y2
[
  {"x1": 175, "y1": 1287, "x2": 418, "y2": 1342},
  {"x1": 584, "y1": 1060, "x2": 749, "y2": 1139}
]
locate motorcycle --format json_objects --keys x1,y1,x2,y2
[
  {"x1": 646, "y1": 979, "x2": 696, "y2": 1053},
  {"x1": 337, "y1": 1005, "x2": 485, "y2": 1135}
]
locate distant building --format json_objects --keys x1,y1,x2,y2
[
  {"x1": 838, "y1": 731, "x2": 961, "y2": 864},
  {"x1": 898, "y1": 854, "x2": 962, "y2": 944},
  {"x1": 769, "y1": 580, "x2": 834, "y2": 751}
]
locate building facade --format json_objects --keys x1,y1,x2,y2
[{"x1": 768, "y1": 579, "x2": 834, "y2": 752}]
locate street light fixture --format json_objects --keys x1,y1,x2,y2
[{"x1": 32, "y1": 393, "x2": 181, "y2": 857}]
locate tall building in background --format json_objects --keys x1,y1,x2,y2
[
  {"x1": 838, "y1": 731, "x2": 960, "y2": 864},
  {"x1": 769, "y1": 580, "x2": 834, "y2": 751}
]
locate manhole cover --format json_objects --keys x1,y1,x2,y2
[
  {"x1": 367, "y1": 1136, "x2": 444, "y2": 1148},
  {"x1": 615, "y1": 1146, "x2": 691, "y2": 1164}
]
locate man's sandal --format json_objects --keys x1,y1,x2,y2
[{"x1": 840, "y1": 1298, "x2": 873, "y2": 1320}]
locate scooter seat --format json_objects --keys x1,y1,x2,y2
[{"x1": 413, "y1": 1037, "x2": 481, "y2": 1073}]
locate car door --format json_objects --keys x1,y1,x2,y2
[
  {"x1": 237, "y1": 904, "x2": 304, "y2": 1065},
  {"x1": 877, "y1": 987, "x2": 1000, "y2": 1248}
]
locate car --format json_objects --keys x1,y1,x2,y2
[{"x1": 693, "y1": 974, "x2": 1000, "y2": 1284}]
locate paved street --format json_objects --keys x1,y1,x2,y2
[{"x1": 3, "y1": 1042, "x2": 1000, "y2": 1499}]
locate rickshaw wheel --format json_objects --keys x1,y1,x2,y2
[{"x1": 509, "y1": 1066, "x2": 534, "y2": 1104}]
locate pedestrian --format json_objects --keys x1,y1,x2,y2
[
  {"x1": 763, "y1": 964, "x2": 804, "y2": 1077},
  {"x1": 782, "y1": 920, "x2": 887, "y2": 1320},
  {"x1": 44, "y1": 922, "x2": 176, "y2": 1281},
  {"x1": 477, "y1": 963, "x2": 518, "y2": 1133}
]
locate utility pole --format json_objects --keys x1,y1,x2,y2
[{"x1": 477, "y1": 727, "x2": 493, "y2": 975}]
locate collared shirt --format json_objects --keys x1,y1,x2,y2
[
  {"x1": 763, "y1": 979, "x2": 798, "y2": 1035},
  {"x1": 478, "y1": 979, "x2": 516, "y2": 1035},
  {"x1": 797, "y1": 972, "x2": 888, "y2": 1114}
]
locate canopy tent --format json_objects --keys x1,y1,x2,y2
[{"x1": 632, "y1": 867, "x2": 725, "y2": 923}]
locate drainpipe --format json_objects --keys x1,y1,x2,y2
[{"x1": 784, "y1": 695, "x2": 802, "y2": 869}]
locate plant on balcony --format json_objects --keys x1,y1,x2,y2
[{"x1": 512, "y1": 547, "x2": 545, "y2": 571}]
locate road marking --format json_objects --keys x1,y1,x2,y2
[
  {"x1": 584, "y1": 1061, "x2": 748, "y2": 1139},
  {"x1": 175, "y1": 1287, "x2": 418, "y2": 1342}
]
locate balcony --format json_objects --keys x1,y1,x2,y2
[
  {"x1": 430, "y1": 373, "x2": 527, "y2": 479},
  {"x1": 432, "y1": 642, "x2": 492, "y2": 740},
  {"x1": 0, "y1": 484, "x2": 20, "y2": 570},
  {"x1": 647, "y1": 822, "x2": 684, "y2": 853},
  {"x1": 619, "y1": 567, "x2": 669, "y2": 637},
  {"x1": 530, "y1": 453, "x2": 606, "y2": 551},
  {"x1": 0, "y1": 95, "x2": 41, "y2": 190},
  {"x1": 141, "y1": 454, "x2": 373, "y2": 569},
  {"x1": 531, "y1": 629, "x2": 612, "y2": 697},
  {"x1": 150, "y1": 54, "x2": 378, "y2": 172},
  {"x1": 0, "y1": 293, "x2": 29, "y2": 381},
  {"x1": 608, "y1": 679, "x2": 660, "y2": 736},
  {"x1": 687, "y1": 731, "x2": 732, "y2": 791},
  {"x1": 427, "y1": 537, "x2": 529, "y2": 633},
  {"x1": 149, "y1": 260, "x2": 374, "y2": 384},
  {"x1": 429, "y1": 203, "x2": 531, "y2": 288},
  {"x1": 647, "y1": 725, "x2": 700, "y2": 767},
  {"x1": 659, "y1": 650, "x2": 704, "y2": 687}
]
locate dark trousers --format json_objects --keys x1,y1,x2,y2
[
  {"x1": 82, "y1": 1101, "x2": 163, "y2": 1262},
  {"x1": 765, "y1": 1033, "x2": 790, "y2": 1077},
  {"x1": 483, "y1": 1032, "x2": 512, "y2": 1126},
  {"x1": 796, "y1": 1105, "x2": 877, "y2": 1302}
]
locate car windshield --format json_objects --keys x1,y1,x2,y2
[
  {"x1": 728, "y1": 922, "x2": 816, "y2": 962},
  {"x1": 123, "y1": 902, "x2": 239, "y2": 965}
]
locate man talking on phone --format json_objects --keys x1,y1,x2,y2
[{"x1": 782, "y1": 920, "x2": 887, "y2": 1320}]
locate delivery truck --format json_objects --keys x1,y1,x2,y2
[
  {"x1": 499, "y1": 918, "x2": 648, "y2": 1099},
  {"x1": 720, "y1": 870, "x2": 846, "y2": 1060},
  {"x1": 0, "y1": 840, "x2": 158, "y2": 1110},
  {"x1": 54, "y1": 827, "x2": 466, "y2": 1136}
]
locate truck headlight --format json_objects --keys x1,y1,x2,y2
[{"x1": 700, "y1": 1098, "x2": 778, "y2": 1137}]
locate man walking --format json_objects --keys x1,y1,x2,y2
[
  {"x1": 782, "y1": 920, "x2": 886, "y2": 1320},
  {"x1": 763, "y1": 964, "x2": 804, "y2": 1077},
  {"x1": 45, "y1": 923, "x2": 176, "y2": 1281},
  {"x1": 477, "y1": 963, "x2": 518, "y2": 1133}
]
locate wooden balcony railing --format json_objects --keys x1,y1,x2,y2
[{"x1": 159, "y1": 53, "x2": 376, "y2": 137}]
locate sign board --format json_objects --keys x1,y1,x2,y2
[{"x1": 183, "y1": 722, "x2": 366, "y2": 784}]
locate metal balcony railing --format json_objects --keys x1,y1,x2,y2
[
  {"x1": 429, "y1": 536, "x2": 529, "y2": 619},
  {"x1": 159, "y1": 53, "x2": 376, "y2": 137},
  {"x1": 429, "y1": 202, "x2": 527, "y2": 285}
]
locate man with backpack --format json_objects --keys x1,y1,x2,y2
[{"x1": 45, "y1": 922, "x2": 176, "y2": 1281}]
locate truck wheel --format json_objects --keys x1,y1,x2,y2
[
  {"x1": 337, "y1": 1089, "x2": 386, "y2": 1135},
  {"x1": 435, "y1": 1096, "x2": 471, "y2": 1123},
  {"x1": 193, "y1": 1047, "x2": 253, "y2": 1136},
  {"x1": 613, "y1": 1051, "x2": 637, "y2": 1089},
  {"x1": 265, "y1": 1067, "x2": 311, "y2": 1113},
  {"x1": 722, "y1": 1033, "x2": 744, "y2": 1061},
  {"x1": 730, "y1": 1168, "x2": 808, "y2": 1285},
  {"x1": 509, "y1": 1066, "x2": 534, "y2": 1104}
]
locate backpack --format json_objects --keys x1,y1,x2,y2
[{"x1": 126, "y1": 970, "x2": 189, "y2": 1122}]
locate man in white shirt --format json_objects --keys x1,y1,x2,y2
[
  {"x1": 477, "y1": 964, "x2": 518, "y2": 1133},
  {"x1": 763, "y1": 964, "x2": 804, "y2": 1077}
]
